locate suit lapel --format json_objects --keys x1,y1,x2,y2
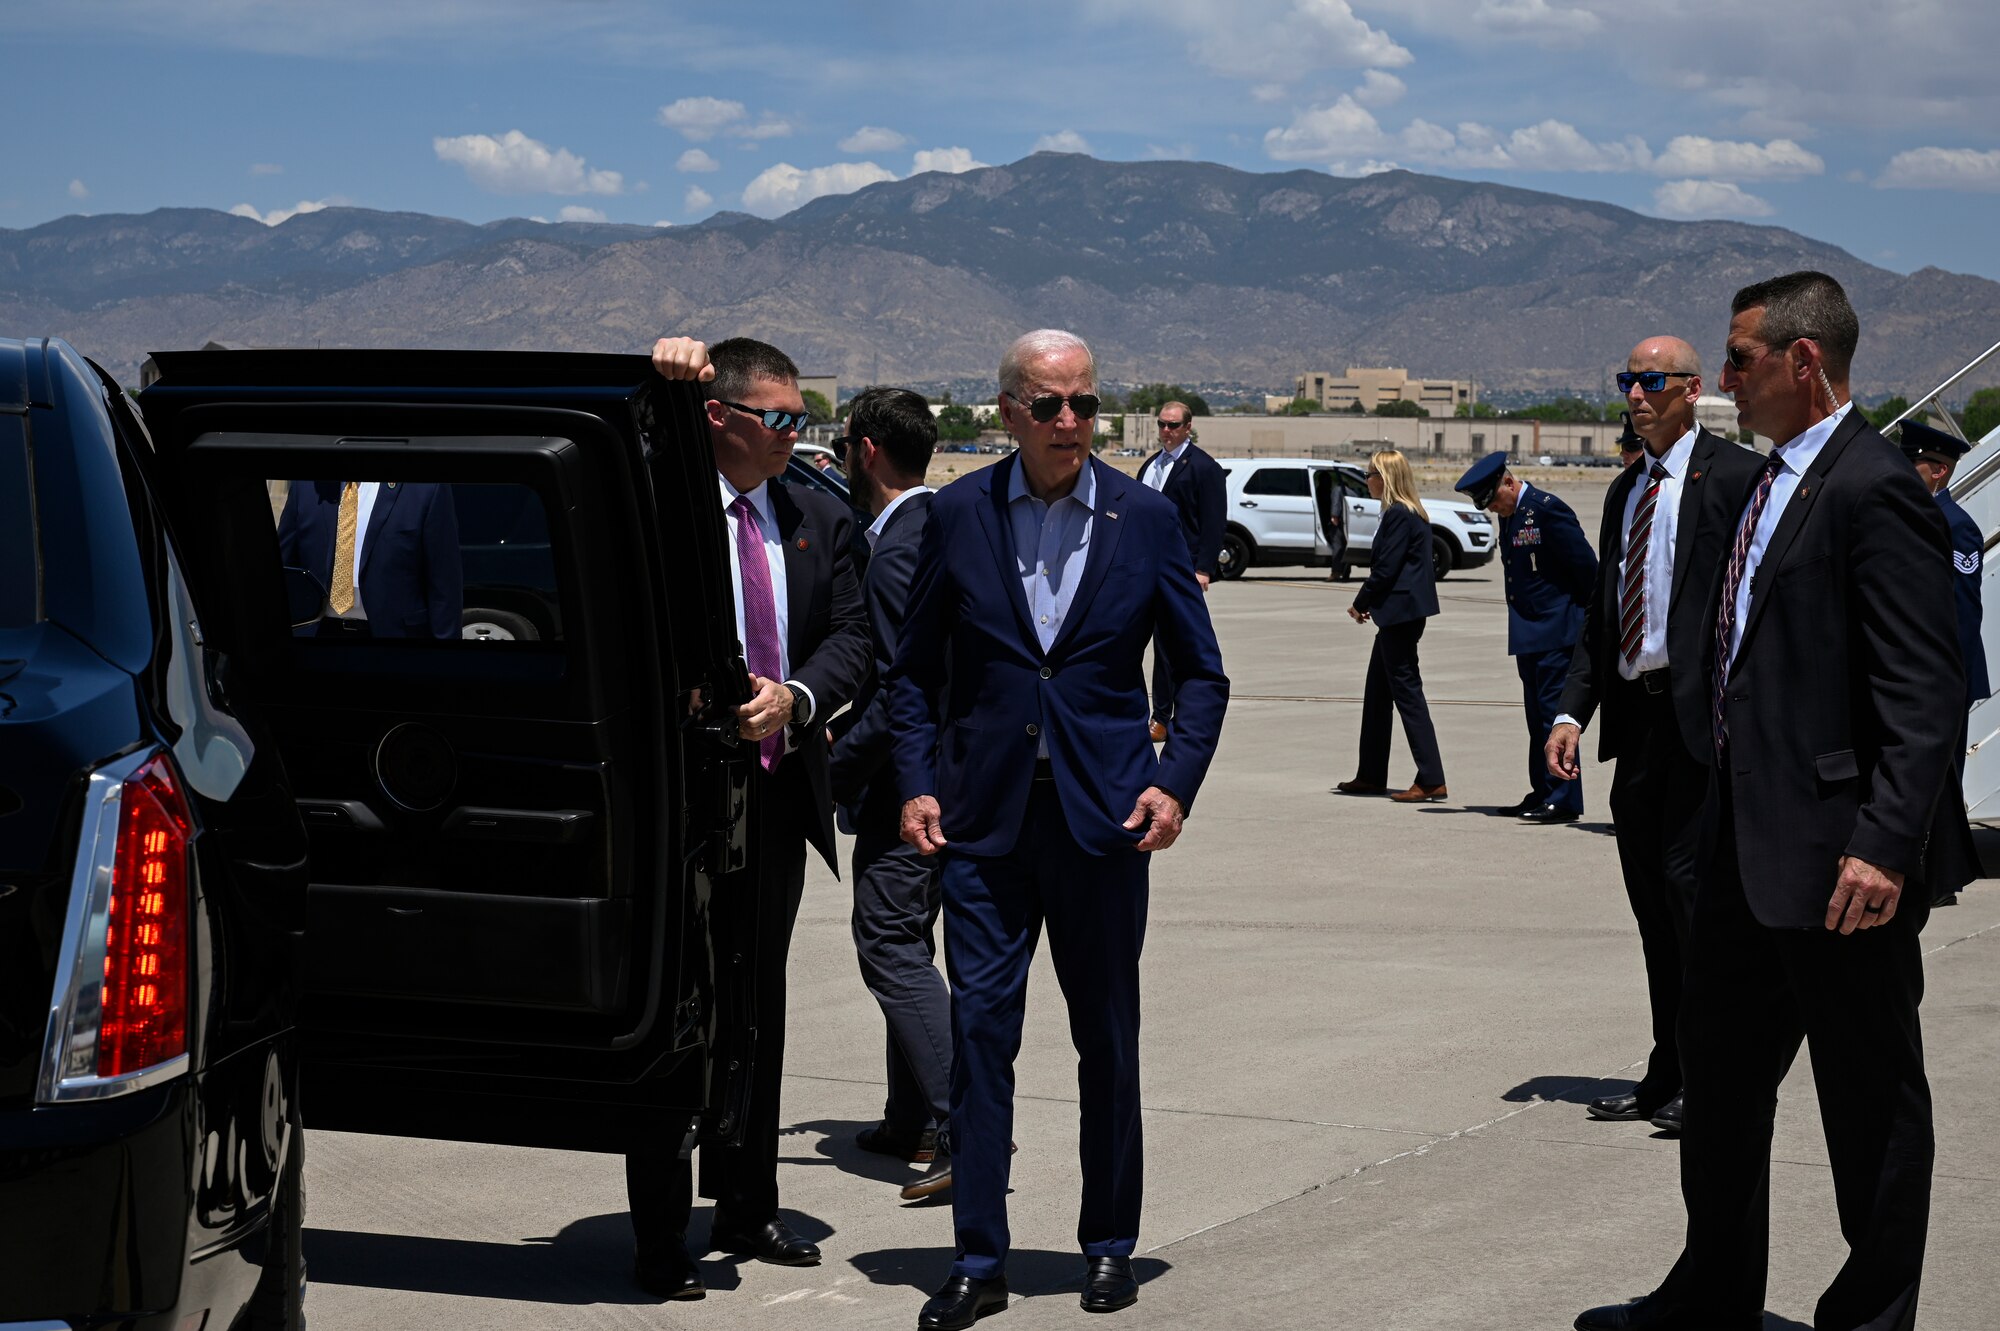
[
  {"x1": 358, "y1": 480, "x2": 404, "y2": 577},
  {"x1": 771, "y1": 483, "x2": 814, "y2": 650},
  {"x1": 1666, "y1": 429, "x2": 1715, "y2": 617},
  {"x1": 1048, "y1": 458, "x2": 1128, "y2": 657},
  {"x1": 1735, "y1": 413, "x2": 1863, "y2": 654},
  {"x1": 977, "y1": 456, "x2": 1041, "y2": 647}
]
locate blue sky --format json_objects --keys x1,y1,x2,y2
[{"x1": 4, "y1": 1, "x2": 1997, "y2": 278}]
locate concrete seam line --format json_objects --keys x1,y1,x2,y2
[
  {"x1": 1925, "y1": 918, "x2": 2000, "y2": 955},
  {"x1": 1234, "y1": 693, "x2": 1521, "y2": 707}
]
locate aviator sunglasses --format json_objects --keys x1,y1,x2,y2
[
  {"x1": 1615, "y1": 371, "x2": 1693, "y2": 393},
  {"x1": 1005, "y1": 390, "x2": 1101, "y2": 423},
  {"x1": 720, "y1": 400, "x2": 812, "y2": 434},
  {"x1": 1722, "y1": 338, "x2": 1798, "y2": 372}
]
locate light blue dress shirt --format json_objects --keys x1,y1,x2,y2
[
  {"x1": 1726, "y1": 401, "x2": 1852, "y2": 667},
  {"x1": 1008, "y1": 461, "x2": 1097, "y2": 758}
]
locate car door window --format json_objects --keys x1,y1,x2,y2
[
  {"x1": 1243, "y1": 467, "x2": 1310, "y2": 497},
  {"x1": 0, "y1": 416, "x2": 37, "y2": 627}
]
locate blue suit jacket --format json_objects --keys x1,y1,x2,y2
[
  {"x1": 1142, "y1": 442, "x2": 1228, "y2": 578},
  {"x1": 887, "y1": 455, "x2": 1229, "y2": 857},
  {"x1": 1499, "y1": 483, "x2": 1595, "y2": 656},
  {"x1": 277, "y1": 480, "x2": 463, "y2": 640},
  {"x1": 1350, "y1": 504, "x2": 1439, "y2": 628},
  {"x1": 1938, "y1": 488, "x2": 1989, "y2": 704}
]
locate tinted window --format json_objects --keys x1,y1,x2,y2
[
  {"x1": 1336, "y1": 470, "x2": 1369, "y2": 499},
  {"x1": 1243, "y1": 467, "x2": 1310, "y2": 497},
  {"x1": 0, "y1": 416, "x2": 37, "y2": 626}
]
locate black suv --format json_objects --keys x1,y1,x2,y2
[{"x1": 0, "y1": 339, "x2": 765, "y2": 1329}]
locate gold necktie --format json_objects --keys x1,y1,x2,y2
[{"x1": 329, "y1": 482, "x2": 359, "y2": 614}]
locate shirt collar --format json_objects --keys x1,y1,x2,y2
[
  {"x1": 1157, "y1": 439, "x2": 1191, "y2": 465},
  {"x1": 1649, "y1": 427, "x2": 1697, "y2": 479},
  {"x1": 868, "y1": 485, "x2": 931, "y2": 544},
  {"x1": 1773, "y1": 400, "x2": 1852, "y2": 478},
  {"x1": 1008, "y1": 456, "x2": 1097, "y2": 511},
  {"x1": 719, "y1": 472, "x2": 777, "y2": 529}
]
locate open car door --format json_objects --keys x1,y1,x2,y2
[{"x1": 136, "y1": 350, "x2": 758, "y2": 1154}]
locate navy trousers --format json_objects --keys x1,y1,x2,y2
[
  {"x1": 941, "y1": 779, "x2": 1148, "y2": 1280},
  {"x1": 1517, "y1": 646, "x2": 1582, "y2": 812},
  {"x1": 1355, "y1": 619, "x2": 1444, "y2": 789},
  {"x1": 851, "y1": 822, "x2": 952, "y2": 1138}
]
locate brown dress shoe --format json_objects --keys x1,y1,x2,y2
[
  {"x1": 900, "y1": 1150, "x2": 952, "y2": 1200},
  {"x1": 1148, "y1": 720, "x2": 1168, "y2": 742},
  {"x1": 1390, "y1": 783, "x2": 1448, "y2": 803}
]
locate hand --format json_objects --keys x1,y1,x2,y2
[
  {"x1": 1347, "y1": 606, "x2": 1369, "y2": 624},
  {"x1": 651, "y1": 336, "x2": 714, "y2": 382},
  {"x1": 735, "y1": 674, "x2": 794, "y2": 742},
  {"x1": 1546, "y1": 722, "x2": 1582, "y2": 781},
  {"x1": 1124, "y1": 786, "x2": 1186, "y2": 852},
  {"x1": 1196, "y1": 572, "x2": 1211, "y2": 592},
  {"x1": 901, "y1": 796, "x2": 948, "y2": 855},
  {"x1": 1826, "y1": 855, "x2": 1904, "y2": 934}
]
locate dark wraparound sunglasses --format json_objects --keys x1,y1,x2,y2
[
  {"x1": 1006, "y1": 390, "x2": 1100, "y2": 422},
  {"x1": 1616, "y1": 371, "x2": 1693, "y2": 393},
  {"x1": 1723, "y1": 339, "x2": 1797, "y2": 372},
  {"x1": 720, "y1": 400, "x2": 811, "y2": 434}
]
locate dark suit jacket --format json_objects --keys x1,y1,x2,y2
[
  {"x1": 1350, "y1": 504, "x2": 1439, "y2": 628},
  {"x1": 1938, "y1": 488, "x2": 1989, "y2": 705},
  {"x1": 887, "y1": 456, "x2": 1229, "y2": 858},
  {"x1": 1710, "y1": 412, "x2": 1972, "y2": 925},
  {"x1": 763, "y1": 478, "x2": 873, "y2": 872},
  {"x1": 1559, "y1": 429, "x2": 1765, "y2": 762},
  {"x1": 829, "y1": 490, "x2": 933, "y2": 825},
  {"x1": 1141, "y1": 442, "x2": 1227, "y2": 578},
  {"x1": 1499, "y1": 483, "x2": 1596, "y2": 656},
  {"x1": 276, "y1": 480, "x2": 463, "y2": 639}
]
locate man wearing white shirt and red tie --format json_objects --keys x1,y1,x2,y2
[
  {"x1": 1547, "y1": 337, "x2": 1764, "y2": 1136},
  {"x1": 1138, "y1": 403, "x2": 1225, "y2": 740},
  {"x1": 627, "y1": 335, "x2": 872, "y2": 1301}
]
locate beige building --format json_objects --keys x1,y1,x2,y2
[
  {"x1": 1292, "y1": 367, "x2": 1475, "y2": 417},
  {"x1": 1131, "y1": 410, "x2": 1768, "y2": 462}
]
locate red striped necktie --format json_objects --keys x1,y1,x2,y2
[{"x1": 1618, "y1": 461, "x2": 1670, "y2": 668}]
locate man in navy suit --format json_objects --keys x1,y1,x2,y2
[
  {"x1": 1139, "y1": 402, "x2": 1226, "y2": 739},
  {"x1": 889, "y1": 330, "x2": 1228, "y2": 1329},
  {"x1": 276, "y1": 479, "x2": 463, "y2": 638},
  {"x1": 1456, "y1": 453, "x2": 1597, "y2": 822},
  {"x1": 826, "y1": 387, "x2": 954, "y2": 1197}
]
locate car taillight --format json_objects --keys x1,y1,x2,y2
[{"x1": 98, "y1": 756, "x2": 191, "y2": 1077}]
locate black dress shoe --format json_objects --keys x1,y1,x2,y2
[
  {"x1": 918, "y1": 1274, "x2": 1008, "y2": 1329},
  {"x1": 1521, "y1": 803, "x2": 1581, "y2": 824},
  {"x1": 1585, "y1": 1093, "x2": 1657, "y2": 1122},
  {"x1": 710, "y1": 1217, "x2": 821, "y2": 1266},
  {"x1": 901, "y1": 1149, "x2": 953, "y2": 1200},
  {"x1": 1574, "y1": 1293, "x2": 1758, "y2": 1330},
  {"x1": 1080, "y1": 1256, "x2": 1138, "y2": 1313},
  {"x1": 1649, "y1": 1095, "x2": 1684, "y2": 1135},
  {"x1": 1493, "y1": 793, "x2": 1540, "y2": 816},
  {"x1": 858, "y1": 1122, "x2": 938, "y2": 1163},
  {"x1": 634, "y1": 1244, "x2": 705, "y2": 1300}
]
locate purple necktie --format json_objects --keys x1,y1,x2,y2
[{"x1": 732, "y1": 494, "x2": 784, "y2": 772}]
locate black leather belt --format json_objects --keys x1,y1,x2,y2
[
  {"x1": 1637, "y1": 668, "x2": 1671, "y2": 695},
  {"x1": 1033, "y1": 759, "x2": 1056, "y2": 782}
]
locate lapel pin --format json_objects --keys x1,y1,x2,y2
[
  {"x1": 1691, "y1": 471, "x2": 1702, "y2": 481},
  {"x1": 386, "y1": 481, "x2": 398, "y2": 490},
  {"x1": 1106, "y1": 510, "x2": 1119, "y2": 520},
  {"x1": 796, "y1": 537, "x2": 809, "y2": 551}
]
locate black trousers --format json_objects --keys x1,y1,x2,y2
[
  {"x1": 626, "y1": 759, "x2": 810, "y2": 1248},
  {"x1": 1150, "y1": 633, "x2": 1175, "y2": 726},
  {"x1": 1355, "y1": 619, "x2": 1444, "y2": 788},
  {"x1": 851, "y1": 815, "x2": 952, "y2": 1137},
  {"x1": 1605, "y1": 679, "x2": 1706, "y2": 1106},
  {"x1": 1660, "y1": 775, "x2": 1932, "y2": 1330}
]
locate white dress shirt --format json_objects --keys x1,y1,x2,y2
[
  {"x1": 1616, "y1": 427, "x2": 1696, "y2": 679},
  {"x1": 719, "y1": 473, "x2": 814, "y2": 737},
  {"x1": 866, "y1": 484, "x2": 931, "y2": 549},
  {"x1": 326, "y1": 480, "x2": 381, "y2": 621},
  {"x1": 1725, "y1": 402, "x2": 1852, "y2": 668},
  {"x1": 1143, "y1": 440, "x2": 1190, "y2": 491}
]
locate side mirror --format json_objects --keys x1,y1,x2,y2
[{"x1": 283, "y1": 567, "x2": 327, "y2": 629}]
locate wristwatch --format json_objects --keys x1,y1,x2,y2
[{"x1": 784, "y1": 681, "x2": 812, "y2": 728}]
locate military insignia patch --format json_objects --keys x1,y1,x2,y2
[{"x1": 1956, "y1": 550, "x2": 1980, "y2": 575}]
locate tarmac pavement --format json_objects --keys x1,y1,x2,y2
[{"x1": 303, "y1": 470, "x2": 2000, "y2": 1329}]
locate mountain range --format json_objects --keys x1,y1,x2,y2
[{"x1": 3, "y1": 152, "x2": 1994, "y2": 398}]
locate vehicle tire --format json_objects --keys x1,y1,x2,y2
[
  {"x1": 461, "y1": 607, "x2": 540, "y2": 642},
  {"x1": 245, "y1": 1116, "x2": 306, "y2": 1330},
  {"x1": 1431, "y1": 535, "x2": 1455, "y2": 584},
  {"x1": 1218, "y1": 530, "x2": 1252, "y2": 581}
]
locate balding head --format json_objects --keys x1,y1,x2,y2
[{"x1": 1623, "y1": 335, "x2": 1703, "y2": 453}]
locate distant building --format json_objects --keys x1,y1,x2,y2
[
  {"x1": 799, "y1": 375, "x2": 839, "y2": 417},
  {"x1": 1128, "y1": 409, "x2": 1768, "y2": 462},
  {"x1": 1292, "y1": 367, "x2": 1475, "y2": 417}
]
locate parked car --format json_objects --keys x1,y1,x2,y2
[
  {"x1": 1214, "y1": 457, "x2": 1496, "y2": 582},
  {"x1": 0, "y1": 338, "x2": 763, "y2": 1330}
]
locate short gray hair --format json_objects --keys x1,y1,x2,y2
[
  {"x1": 999, "y1": 329, "x2": 1096, "y2": 399},
  {"x1": 1731, "y1": 271, "x2": 1859, "y2": 381}
]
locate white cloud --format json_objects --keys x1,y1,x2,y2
[
  {"x1": 249, "y1": 162, "x2": 284, "y2": 176},
  {"x1": 684, "y1": 184, "x2": 714, "y2": 212},
  {"x1": 1469, "y1": 0, "x2": 1600, "y2": 38},
  {"x1": 433, "y1": 130, "x2": 624, "y2": 195},
  {"x1": 1876, "y1": 146, "x2": 2000, "y2": 192},
  {"x1": 1352, "y1": 70, "x2": 1406, "y2": 108},
  {"x1": 1264, "y1": 97, "x2": 1387, "y2": 162},
  {"x1": 1266, "y1": 97, "x2": 1649, "y2": 173},
  {"x1": 841, "y1": 126, "x2": 909, "y2": 153},
  {"x1": 1651, "y1": 135, "x2": 1822, "y2": 181},
  {"x1": 557, "y1": 204, "x2": 608, "y2": 223},
  {"x1": 1033, "y1": 130, "x2": 1094, "y2": 155},
  {"x1": 1078, "y1": 0, "x2": 1408, "y2": 87},
  {"x1": 1652, "y1": 179, "x2": 1775, "y2": 219},
  {"x1": 654, "y1": 219, "x2": 674, "y2": 227},
  {"x1": 676, "y1": 148, "x2": 719, "y2": 173},
  {"x1": 228, "y1": 199, "x2": 332, "y2": 226},
  {"x1": 741, "y1": 161, "x2": 897, "y2": 216},
  {"x1": 657, "y1": 96, "x2": 744, "y2": 140},
  {"x1": 68, "y1": 179, "x2": 89, "y2": 200},
  {"x1": 728, "y1": 116, "x2": 793, "y2": 141},
  {"x1": 1144, "y1": 142, "x2": 1199, "y2": 160},
  {"x1": 911, "y1": 147, "x2": 988, "y2": 175}
]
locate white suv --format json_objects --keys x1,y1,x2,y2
[{"x1": 1215, "y1": 458, "x2": 1496, "y2": 582}]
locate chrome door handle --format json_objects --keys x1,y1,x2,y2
[{"x1": 1238, "y1": 500, "x2": 1259, "y2": 508}]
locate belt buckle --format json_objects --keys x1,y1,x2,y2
[{"x1": 1641, "y1": 670, "x2": 1669, "y2": 695}]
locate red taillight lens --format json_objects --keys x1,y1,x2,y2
[{"x1": 98, "y1": 755, "x2": 191, "y2": 1077}]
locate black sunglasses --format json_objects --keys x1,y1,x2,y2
[
  {"x1": 1723, "y1": 340, "x2": 1796, "y2": 372},
  {"x1": 1616, "y1": 371, "x2": 1693, "y2": 393},
  {"x1": 1158, "y1": 416, "x2": 1190, "y2": 429},
  {"x1": 1006, "y1": 390, "x2": 1100, "y2": 423},
  {"x1": 720, "y1": 400, "x2": 811, "y2": 434}
]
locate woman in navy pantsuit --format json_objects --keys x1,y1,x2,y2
[{"x1": 1338, "y1": 450, "x2": 1447, "y2": 802}]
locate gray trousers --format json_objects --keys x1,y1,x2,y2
[{"x1": 851, "y1": 821, "x2": 953, "y2": 1137}]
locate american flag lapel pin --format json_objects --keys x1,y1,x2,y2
[{"x1": 1106, "y1": 510, "x2": 1119, "y2": 519}]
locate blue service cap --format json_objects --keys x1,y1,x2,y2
[
  {"x1": 1897, "y1": 417, "x2": 1970, "y2": 463},
  {"x1": 1454, "y1": 451, "x2": 1509, "y2": 509},
  {"x1": 1617, "y1": 411, "x2": 1644, "y2": 450}
]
